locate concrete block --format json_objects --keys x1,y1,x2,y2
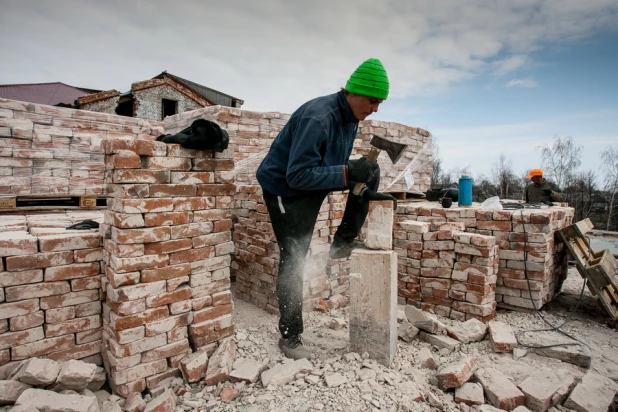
[
  {"x1": 365, "y1": 200, "x2": 393, "y2": 250},
  {"x1": 349, "y1": 250, "x2": 398, "y2": 367},
  {"x1": 447, "y1": 318, "x2": 487, "y2": 343},
  {"x1": 436, "y1": 356, "x2": 476, "y2": 390},
  {"x1": 488, "y1": 321, "x2": 517, "y2": 353}
]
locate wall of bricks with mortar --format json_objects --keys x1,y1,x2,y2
[
  {"x1": 100, "y1": 137, "x2": 235, "y2": 396},
  {"x1": 395, "y1": 202, "x2": 573, "y2": 318},
  {"x1": 164, "y1": 106, "x2": 434, "y2": 313},
  {"x1": 0, "y1": 98, "x2": 164, "y2": 195},
  {"x1": 0, "y1": 220, "x2": 104, "y2": 367}
]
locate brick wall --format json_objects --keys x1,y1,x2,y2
[
  {"x1": 0, "y1": 98, "x2": 164, "y2": 195},
  {"x1": 0, "y1": 212, "x2": 105, "y2": 366}
]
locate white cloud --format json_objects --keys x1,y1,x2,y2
[
  {"x1": 0, "y1": 0, "x2": 616, "y2": 113},
  {"x1": 506, "y1": 77, "x2": 539, "y2": 88}
]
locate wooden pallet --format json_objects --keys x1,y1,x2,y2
[
  {"x1": 0, "y1": 195, "x2": 106, "y2": 212},
  {"x1": 558, "y1": 218, "x2": 618, "y2": 327},
  {"x1": 384, "y1": 190, "x2": 426, "y2": 203}
]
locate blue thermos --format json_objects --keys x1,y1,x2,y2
[{"x1": 458, "y1": 174, "x2": 472, "y2": 207}]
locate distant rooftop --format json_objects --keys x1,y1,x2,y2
[{"x1": 0, "y1": 82, "x2": 100, "y2": 106}]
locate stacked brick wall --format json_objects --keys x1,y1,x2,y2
[
  {"x1": 396, "y1": 220, "x2": 498, "y2": 322},
  {"x1": 395, "y1": 202, "x2": 573, "y2": 315},
  {"x1": 0, "y1": 98, "x2": 163, "y2": 195},
  {"x1": 100, "y1": 137, "x2": 235, "y2": 397},
  {"x1": 0, "y1": 220, "x2": 104, "y2": 366}
]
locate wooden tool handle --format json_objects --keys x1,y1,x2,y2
[{"x1": 352, "y1": 147, "x2": 381, "y2": 195}]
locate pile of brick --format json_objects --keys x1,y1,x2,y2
[
  {"x1": 396, "y1": 220, "x2": 498, "y2": 322},
  {"x1": 100, "y1": 137, "x2": 235, "y2": 396},
  {"x1": 0, "y1": 222, "x2": 103, "y2": 366},
  {"x1": 0, "y1": 98, "x2": 163, "y2": 195},
  {"x1": 395, "y1": 202, "x2": 573, "y2": 315}
]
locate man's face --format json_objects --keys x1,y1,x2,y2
[
  {"x1": 531, "y1": 175, "x2": 544, "y2": 185},
  {"x1": 347, "y1": 93, "x2": 383, "y2": 121}
]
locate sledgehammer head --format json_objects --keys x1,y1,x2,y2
[{"x1": 370, "y1": 134, "x2": 407, "y2": 164}]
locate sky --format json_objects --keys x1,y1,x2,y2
[{"x1": 1, "y1": 0, "x2": 617, "y2": 185}]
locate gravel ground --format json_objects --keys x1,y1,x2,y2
[{"x1": 172, "y1": 267, "x2": 618, "y2": 412}]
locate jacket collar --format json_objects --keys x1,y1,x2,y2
[{"x1": 337, "y1": 91, "x2": 359, "y2": 124}]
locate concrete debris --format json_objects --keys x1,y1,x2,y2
[
  {"x1": 260, "y1": 358, "x2": 313, "y2": 387},
  {"x1": 143, "y1": 389, "x2": 176, "y2": 412},
  {"x1": 447, "y1": 318, "x2": 488, "y2": 343},
  {"x1": 417, "y1": 347, "x2": 437, "y2": 369},
  {"x1": 488, "y1": 321, "x2": 518, "y2": 353},
  {"x1": 55, "y1": 360, "x2": 98, "y2": 391},
  {"x1": 419, "y1": 331, "x2": 460, "y2": 352},
  {"x1": 512, "y1": 347, "x2": 527, "y2": 360},
  {"x1": 397, "y1": 319, "x2": 420, "y2": 342},
  {"x1": 123, "y1": 392, "x2": 146, "y2": 412},
  {"x1": 531, "y1": 342, "x2": 592, "y2": 368},
  {"x1": 204, "y1": 337, "x2": 236, "y2": 386},
  {"x1": 179, "y1": 348, "x2": 209, "y2": 383},
  {"x1": 324, "y1": 372, "x2": 348, "y2": 387},
  {"x1": 564, "y1": 372, "x2": 618, "y2": 412},
  {"x1": 455, "y1": 382, "x2": 485, "y2": 406},
  {"x1": 220, "y1": 385, "x2": 241, "y2": 403},
  {"x1": 17, "y1": 358, "x2": 60, "y2": 386},
  {"x1": 229, "y1": 358, "x2": 268, "y2": 383},
  {"x1": 404, "y1": 306, "x2": 447, "y2": 334},
  {"x1": 328, "y1": 317, "x2": 347, "y2": 330},
  {"x1": 15, "y1": 388, "x2": 99, "y2": 412},
  {"x1": 0, "y1": 380, "x2": 32, "y2": 405},
  {"x1": 517, "y1": 367, "x2": 564, "y2": 412}
]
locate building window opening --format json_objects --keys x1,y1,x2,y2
[
  {"x1": 162, "y1": 99, "x2": 178, "y2": 118},
  {"x1": 116, "y1": 98, "x2": 135, "y2": 117}
]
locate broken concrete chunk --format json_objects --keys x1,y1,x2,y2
[
  {"x1": 17, "y1": 358, "x2": 60, "y2": 387},
  {"x1": 436, "y1": 356, "x2": 476, "y2": 390},
  {"x1": 517, "y1": 367, "x2": 563, "y2": 412},
  {"x1": 329, "y1": 318, "x2": 347, "y2": 330},
  {"x1": 229, "y1": 359, "x2": 268, "y2": 384},
  {"x1": 86, "y1": 367, "x2": 106, "y2": 392},
  {"x1": 179, "y1": 348, "x2": 208, "y2": 383},
  {"x1": 123, "y1": 392, "x2": 146, "y2": 412},
  {"x1": 551, "y1": 368, "x2": 583, "y2": 407},
  {"x1": 15, "y1": 388, "x2": 99, "y2": 412},
  {"x1": 95, "y1": 390, "x2": 112, "y2": 407},
  {"x1": 564, "y1": 371, "x2": 618, "y2": 412},
  {"x1": 475, "y1": 367, "x2": 525, "y2": 411},
  {"x1": 204, "y1": 338, "x2": 236, "y2": 386},
  {"x1": 0, "y1": 360, "x2": 26, "y2": 380},
  {"x1": 531, "y1": 343, "x2": 592, "y2": 368},
  {"x1": 447, "y1": 318, "x2": 488, "y2": 343},
  {"x1": 419, "y1": 331, "x2": 460, "y2": 352},
  {"x1": 220, "y1": 385, "x2": 240, "y2": 403},
  {"x1": 55, "y1": 360, "x2": 97, "y2": 391},
  {"x1": 260, "y1": 359, "x2": 313, "y2": 387},
  {"x1": 417, "y1": 347, "x2": 437, "y2": 369},
  {"x1": 102, "y1": 400, "x2": 123, "y2": 412},
  {"x1": 324, "y1": 373, "x2": 348, "y2": 387},
  {"x1": 143, "y1": 389, "x2": 176, "y2": 412},
  {"x1": 512, "y1": 407, "x2": 532, "y2": 412},
  {"x1": 488, "y1": 321, "x2": 517, "y2": 353},
  {"x1": 0, "y1": 380, "x2": 32, "y2": 405},
  {"x1": 404, "y1": 306, "x2": 447, "y2": 334},
  {"x1": 398, "y1": 320, "x2": 420, "y2": 342},
  {"x1": 455, "y1": 382, "x2": 484, "y2": 406}
]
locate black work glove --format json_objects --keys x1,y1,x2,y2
[
  {"x1": 348, "y1": 157, "x2": 379, "y2": 184},
  {"x1": 542, "y1": 189, "x2": 552, "y2": 196},
  {"x1": 362, "y1": 188, "x2": 397, "y2": 210}
]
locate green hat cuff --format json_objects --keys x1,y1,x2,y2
[{"x1": 345, "y1": 58, "x2": 389, "y2": 100}]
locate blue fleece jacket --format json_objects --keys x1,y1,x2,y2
[{"x1": 256, "y1": 91, "x2": 359, "y2": 197}]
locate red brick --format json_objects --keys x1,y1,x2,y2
[
  {"x1": 45, "y1": 306, "x2": 76, "y2": 324},
  {"x1": 145, "y1": 312, "x2": 192, "y2": 336},
  {"x1": 110, "y1": 306, "x2": 169, "y2": 331},
  {"x1": 145, "y1": 369, "x2": 182, "y2": 390},
  {"x1": 192, "y1": 158, "x2": 234, "y2": 171},
  {"x1": 193, "y1": 209, "x2": 232, "y2": 222},
  {"x1": 74, "y1": 248, "x2": 103, "y2": 263},
  {"x1": 0, "y1": 233, "x2": 38, "y2": 256},
  {"x1": 107, "y1": 150, "x2": 141, "y2": 169},
  {"x1": 109, "y1": 254, "x2": 169, "y2": 273},
  {"x1": 0, "y1": 269, "x2": 43, "y2": 287},
  {"x1": 141, "y1": 339, "x2": 190, "y2": 363},
  {"x1": 108, "y1": 198, "x2": 174, "y2": 214},
  {"x1": 108, "y1": 378, "x2": 146, "y2": 399},
  {"x1": 141, "y1": 263, "x2": 191, "y2": 283},
  {"x1": 109, "y1": 333, "x2": 168, "y2": 358},
  {"x1": 47, "y1": 340, "x2": 102, "y2": 362},
  {"x1": 5, "y1": 281, "x2": 70, "y2": 302},
  {"x1": 74, "y1": 301, "x2": 101, "y2": 318},
  {"x1": 193, "y1": 303, "x2": 234, "y2": 324},
  {"x1": 453, "y1": 301, "x2": 496, "y2": 317},
  {"x1": 144, "y1": 212, "x2": 192, "y2": 227},
  {"x1": 107, "y1": 299, "x2": 146, "y2": 316},
  {"x1": 146, "y1": 286, "x2": 192, "y2": 308},
  {"x1": 148, "y1": 184, "x2": 196, "y2": 197},
  {"x1": 212, "y1": 291, "x2": 232, "y2": 306},
  {"x1": 179, "y1": 348, "x2": 209, "y2": 383},
  {"x1": 76, "y1": 328, "x2": 102, "y2": 344},
  {"x1": 44, "y1": 262, "x2": 99, "y2": 281},
  {"x1": 169, "y1": 247, "x2": 215, "y2": 265},
  {"x1": 104, "y1": 211, "x2": 146, "y2": 229},
  {"x1": 9, "y1": 311, "x2": 44, "y2": 331},
  {"x1": 12, "y1": 334, "x2": 74, "y2": 360},
  {"x1": 170, "y1": 222, "x2": 213, "y2": 239},
  {"x1": 107, "y1": 281, "x2": 166, "y2": 303},
  {"x1": 436, "y1": 356, "x2": 476, "y2": 390},
  {"x1": 44, "y1": 314, "x2": 101, "y2": 337},
  {"x1": 171, "y1": 171, "x2": 214, "y2": 184},
  {"x1": 6, "y1": 251, "x2": 73, "y2": 271},
  {"x1": 143, "y1": 156, "x2": 191, "y2": 171},
  {"x1": 213, "y1": 220, "x2": 233, "y2": 233},
  {"x1": 38, "y1": 233, "x2": 100, "y2": 252},
  {"x1": 104, "y1": 240, "x2": 144, "y2": 258},
  {"x1": 144, "y1": 239, "x2": 192, "y2": 255},
  {"x1": 113, "y1": 169, "x2": 170, "y2": 184},
  {"x1": 196, "y1": 183, "x2": 236, "y2": 196},
  {"x1": 111, "y1": 226, "x2": 170, "y2": 244},
  {"x1": 40, "y1": 290, "x2": 99, "y2": 309},
  {"x1": 173, "y1": 197, "x2": 214, "y2": 211}
]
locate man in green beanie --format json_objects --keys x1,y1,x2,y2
[{"x1": 256, "y1": 58, "x2": 397, "y2": 359}]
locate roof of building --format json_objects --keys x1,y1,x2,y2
[
  {"x1": 153, "y1": 71, "x2": 244, "y2": 107},
  {"x1": 0, "y1": 82, "x2": 100, "y2": 106}
]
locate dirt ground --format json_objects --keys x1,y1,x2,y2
[{"x1": 204, "y1": 266, "x2": 618, "y2": 411}]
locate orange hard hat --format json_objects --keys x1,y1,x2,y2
[{"x1": 526, "y1": 168, "x2": 543, "y2": 179}]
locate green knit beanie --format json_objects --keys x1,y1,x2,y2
[{"x1": 345, "y1": 58, "x2": 389, "y2": 100}]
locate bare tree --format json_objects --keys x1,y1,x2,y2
[
  {"x1": 491, "y1": 153, "x2": 516, "y2": 199},
  {"x1": 600, "y1": 146, "x2": 618, "y2": 230},
  {"x1": 537, "y1": 136, "x2": 582, "y2": 190},
  {"x1": 430, "y1": 139, "x2": 444, "y2": 187}
]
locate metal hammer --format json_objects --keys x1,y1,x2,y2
[{"x1": 352, "y1": 134, "x2": 407, "y2": 195}]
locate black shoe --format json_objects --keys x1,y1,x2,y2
[
  {"x1": 279, "y1": 335, "x2": 312, "y2": 360},
  {"x1": 329, "y1": 240, "x2": 364, "y2": 259}
]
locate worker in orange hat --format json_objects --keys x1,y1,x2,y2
[{"x1": 525, "y1": 168, "x2": 564, "y2": 203}]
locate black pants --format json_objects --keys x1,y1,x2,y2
[{"x1": 262, "y1": 168, "x2": 379, "y2": 338}]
